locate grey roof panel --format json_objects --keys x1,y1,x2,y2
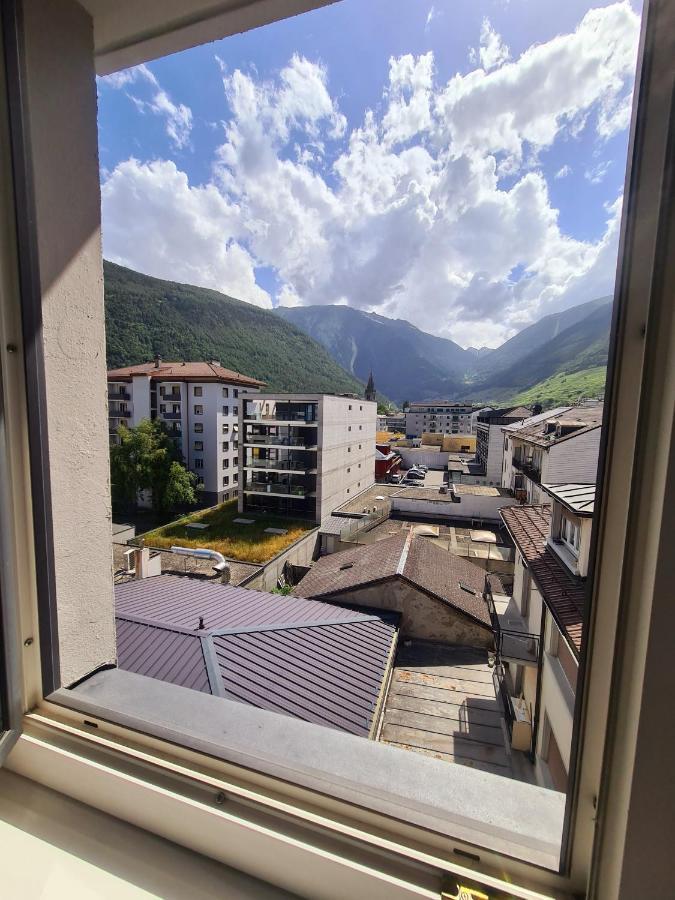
[{"x1": 114, "y1": 575, "x2": 398, "y2": 736}]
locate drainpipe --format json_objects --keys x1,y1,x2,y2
[
  {"x1": 171, "y1": 546, "x2": 230, "y2": 583},
  {"x1": 530, "y1": 605, "x2": 547, "y2": 764}
]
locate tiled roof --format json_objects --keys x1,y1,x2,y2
[
  {"x1": 107, "y1": 360, "x2": 264, "y2": 387},
  {"x1": 115, "y1": 576, "x2": 397, "y2": 736},
  {"x1": 500, "y1": 505, "x2": 586, "y2": 654},
  {"x1": 501, "y1": 407, "x2": 571, "y2": 434},
  {"x1": 541, "y1": 483, "x2": 595, "y2": 515},
  {"x1": 294, "y1": 531, "x2": 500, "y2": 628},
  {"x1": 507, "y1": 405, "x2": 603, "y2": 448}
]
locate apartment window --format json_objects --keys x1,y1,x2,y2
[
  {"x1": 233, "y1": 406, "x2": 238, "y2": 415},
  {"x1": 194, "y1": 405, "x2": 203, "y2": 415},
  {"x1": 348, "y1": 425, "x2": 352, "y2": 431},
  {"x1": 194, "y1": 386, "x2": 202, "y2": 397},
  {"x1": 223, "y1": 405, "x2": 229, "y2": 415},
  {"x1": 233, "y1": 389, "x2": 239, "y2": 398},
  {"x1": 349, "y1": 404, "x2": 352, "y2": 410},
  {"x1": 222, "y1": 441, "x2": 229, "y2": 452},
  {"x1": 561, "y1": 514, "x2": 580, "y2": 555},
  {"x1": 360, "y1": 405, "x2": 363, "y2": 411},
  {"x1": 222, "y1": 387, "x2": 229, "y2": 398},
  {"x1": 222, "y1": 423, "x2": 229, "y2": 434},
  {"x1": 347, "y1": 467, "x2": 351, "y2": 473},
  {"x1": 223, "y1": 476, "x2": 230, "y2": 487},
  {"x1": 194, "y1": 441, "x2": 203, "y2": 451},
  {"x1": 233, "y1": 440, "x2": 239, "y2": 450},
  {"x1": 348, "y1": 446, "x2": 351, "y2": 452},
  {"x1": 359, "y1": 444, "x2": 362, "y2": 449},
  {"x1": 160, "y1": 403, "x2": 166, "y2": 413},
  {"x1": 359, "y1": 425, "x2": 362, "y2": 430},
  {"x1": 223, "y1": 459, "x2": 229, "y2": 469},
  {"x1": 233, "y1": 472, "x2": 239, "y2": 483},
  {"x1": 194, "y1": 458, "x2": 204, "y2": 469},
  {"x1": 196, "y1": 476, "x2": 204, "y2": 487},
  {"x1": 194, "y1": 423, "x2": 203, "y2": 434}
]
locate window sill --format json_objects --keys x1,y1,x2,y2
[{"x1": 43, "y1": 669, "x2": 565, "y2": 871}]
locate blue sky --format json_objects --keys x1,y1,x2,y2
[{"x1": 98, "y1": 0, "x2": 642, "y2": 347}]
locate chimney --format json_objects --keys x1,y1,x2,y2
[{"x1": 154, "y1": 353, "x2": 162, "y2": 368}]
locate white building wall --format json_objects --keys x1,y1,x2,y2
[
  {"x1": 486, "y1": 425, "x2": 507, "y2": 484},
  {"x1": 130, "y1": 375, "x2": 150, "y2": 425},
  {"x1": 536, "y1": 617, "x2": 576, "y2": 786},
  {"x1": 406, "y1": 405, "x2": 473, "y2": 438},
  {"x1": 547, "y1": 428, "x2": 601, "y2": 483},
  {"x1": 317, "y1": 396, "x2": 376, "y2": 522}
]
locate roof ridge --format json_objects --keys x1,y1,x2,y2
[{"x1": 396, "y1": 528, "x2": 414, "y2": 576}]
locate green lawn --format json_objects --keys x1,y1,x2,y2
[
  {"x1": 507, "y1": 366, "x2": 606, "y2": 408},
  {"x1": 140, "y1": 499, "x2": 314, "y2": 564}
]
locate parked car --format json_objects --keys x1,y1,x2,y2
[
  {"x1": 405, "y1": 469, "x2": 425, "y2": 481},
  {"x1": 401, "y1": 477, "x2": 421, "y2": 486},
  {"x1": 388, "y1": 473, "x2": 403, "y2": 484}
]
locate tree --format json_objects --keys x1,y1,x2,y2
[
  {"x1": 401, "y1": 400, "x2": 410, "y2": 411},
  {"x1": 110, "y1": 418, "x2": 197, "y2": 513}
]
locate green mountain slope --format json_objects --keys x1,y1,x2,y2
[
  {"x1": 275, "y1": 305, "x2": 473, "y2": 403},
  {"x1": 473, "y1": 296, "x2": 612, "y2": 378},
  {"x1": 468, "y1": 302, "x2": 612, "y2": 401},
  {"x1": 506, "y1": 367, "x2": 607, "y2": 408},
  {"x1": 104, "y1": 262, "x2": 367, "y2": 395}
]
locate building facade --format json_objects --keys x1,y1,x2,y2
[
  {"x1": 501, "y1": 405, "x2": 603, "y2": 504},
  {"x1": 239, "y1": 394, "x2": 377, "y2": 523},
  {"x1": 108, "y1": 359, "x2": 264, "y2": 505},
  {"x1": 475, "y1": 407, "x2": 531, "y2": 485},
  {"x1": 495, "y1": 484, "x2": 593, "y2": 792},
  {"x1": 405, "y1": 402, "x2": 474, "y2": 438}
]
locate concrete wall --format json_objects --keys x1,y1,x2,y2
[
  {"x1": 319, "y1": 579, "x2": 494, "y2": 647},
  {"x1": 397, "y1": 447, "x2": 449, "y2": 470},
  {"x1": 317, "y1": 395, "x2": 376, "y2": 522},
  {"x1": 240, "y1": 527, "x2": 320, "y2": 592},
  {"x1": 536, "y1": 616, "x2": 576, "y2": 788},
  {"x1": 23, "y1": 0, "x2": 116, "y2": 684}
]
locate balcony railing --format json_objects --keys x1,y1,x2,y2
[
  {"x1": 245, "y1": 481, "x2": 310, "y2": 497},
  {"x1": 109, "y1": 410, "x2": 131, "y2": 419},
  {"x1": 245, "y1": 433, "x2": 317, "y2": 448},
  {"x1": 245, "y1": 458, "x2": 314, "y2": 471},
  {"x1": 161, "y1": 411, "x2": 182, "y2": 420},
  {"x1": 511, "y1": 455, "x2": 541, "y2": 483},
  {"x1": 108, "y1": 390, "x2": 131, "y2": 401},
  {"x1": 493, "y1": 663, "x2": 516, "y2": 739},
  {"x1": 486, "y1": 592, "x2": 540, "y2": 666}
]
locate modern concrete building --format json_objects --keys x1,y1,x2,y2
[
  {"x1": 501, "y1": 405, "x2": 604, "y2": 504},
  {"x1": 108, "y1": 359, "x2": 264, "y2": 504},
  {"x1": 405, "y1": 401, "x2": 474, "y2": 438},
  {"x1": 495, "y1": 484, "x2": 594, "y2": 792},
  {"x1": 475, "y1": 407, "x2": 531, "y2": 485},
  {"x1": 239, "y1": 394, "x2": 377, "y2": 522}
]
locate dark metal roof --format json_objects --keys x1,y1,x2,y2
[
  {"x1": 500, "y1": 505, "x2": 586, "y2": 655},
  {"x1": 115, "y1": 576, "x2": 398, "y2": 736}
]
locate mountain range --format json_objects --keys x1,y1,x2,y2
[
  {"x1": 104, "y1": 261, "x2": 611, "y2": 408},
  {"x1": 276, "y1": 296, "x2": 612, "y2": 404}
]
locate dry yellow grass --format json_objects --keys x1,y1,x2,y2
[{"x1": 141, "y1": 499, "x2": 313, "y2": 564}]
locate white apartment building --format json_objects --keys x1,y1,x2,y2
[
  {"x1": 108, "y1": 359, "x2": 263, "y2": 505},
  {"x1": 405, "y1": 401, "x2": 473, "y2": 438},
  {"x1": 239, "y1": 394, "x2": 377, "y2": 523},
  {"x1": 475, "y1": 406, "x2": 531, "y2": 484},
  {"x1": 494, "y1": 484, "x2": 593, "y2": 792},
  {"x1": 501, "y1": 405, "x2": 603, "y2": 504}
]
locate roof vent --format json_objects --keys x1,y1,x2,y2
[
  {"x1": 210, "y1": 360, "x2": 220, "y2": 366},
  {"x1": 154, "y1": 353, "x2": 162, "y2": 368},
  {"x1": 339, "y1": 562, "x2": 354, "y2": 571}
]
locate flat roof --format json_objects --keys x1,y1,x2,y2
[
  {"x1": 453, "y1": 483, "x2": 511, "y2": 497},
  {"x1": 541, "y1": 483, "x2": 596, "y2": 515},
  {"x1": 393, "y1": 486, "x2": 457, "y2": 502}
]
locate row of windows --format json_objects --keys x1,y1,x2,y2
[
  {"x1": 347, "y1": 425, "x2": 364, "y2": 431},
  {"x1": 192, "y1": 441, "x2": 238, "y2": 452},
  {"x1": 193, "y1": 405, "x2": 240, "y2": 416},
  {"x1": 192, "y1": 386, "x2": 240, "y2": 399}
]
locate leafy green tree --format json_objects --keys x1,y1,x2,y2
[
  {"x1": 110, "y1": 418, "x2": 197, "y2": 513},
  {"x1": 401, "y1": 400, "x2": 410, "y2": 411}
]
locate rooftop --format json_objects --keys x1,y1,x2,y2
[
  {"x1": 542, "y1": 483, "x2": 596, "y2": 515},
  {"x1": 108, "y1": 360, "x2": 265, "y2": 387},
  {"x1": 452, "y1": 483, "x2": 511, "y2": 497},
  {"x1": 295, "y1": 530, "x2": 502, "y2": 628},
  {"x1": 500, "y1": 506, "x2": 586, "y2": 654},
  {"x1": 506, "y1": 405, "x2": 604, "y2": 448},
  {"x1": 115, "y1": 575, "x2": 398, "y2": 736},
  {"x1": 477, "y1": 406, "x2": 531, "y2": 424}
]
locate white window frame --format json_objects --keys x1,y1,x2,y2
[{"x1": 0, "y1": 2, "x2": 673, "y2": 898}]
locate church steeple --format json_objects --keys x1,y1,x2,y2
[{"x1": 365, "y1": 370, "x2": 376, "y2": 402}]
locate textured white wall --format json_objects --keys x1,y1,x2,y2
[{"x1": 23, "y1": 0, "x2": 115, "y2": 684}]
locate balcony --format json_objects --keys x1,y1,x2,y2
[
  {"x1": 245, "y1": 458, "x2": 316, "y2": 473},
  {"x1": 244, "y1": 481, "x2": 313, "y2": 498},
  {"x1": 161, "y1": 411, "x2": 182, "y2": 420},
  {"x1": 109, "y1": 409, "x2": 131, "y2": 419},
  {"x1": 486, "y1": 592, "x2": 539, "y2": 667},
  {"x1": 244, "y1": 430, "x2": 317, "y2": 449},
  {"x1": 108, "y1": 389, "x2": 131, "y2": 401},
  {"x1": 511, "y1": 455, "x2": 541, "y2": 484}
]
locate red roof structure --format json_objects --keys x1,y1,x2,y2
[{"x1": 108, "y1": 360, "x2": 264, "y2": 388}]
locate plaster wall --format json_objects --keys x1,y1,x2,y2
[{"x1": 23, "y1": 0, "x2": 116, "y2": 683}]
